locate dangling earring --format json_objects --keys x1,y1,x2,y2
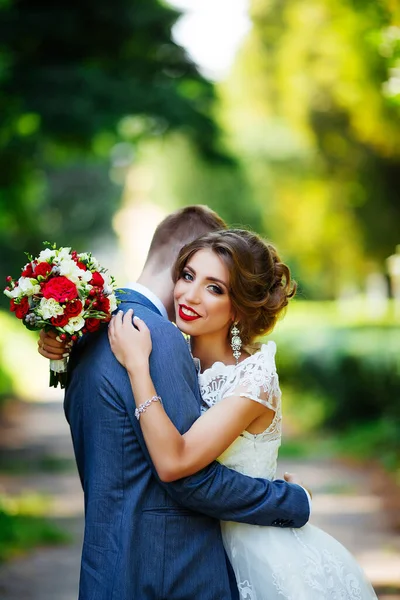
[{"x1": 230, "y1": 322, "x2": 242, "y2": 365}]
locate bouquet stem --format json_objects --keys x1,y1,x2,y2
[{"x1": 49, "y1": 358, "x2": 68, "y2": 389}]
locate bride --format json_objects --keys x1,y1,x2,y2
[{"x1": 108, "y1": 228, "x2": 377, "y2": 600}]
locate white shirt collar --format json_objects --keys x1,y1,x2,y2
[{"x1": 125, "y1": 282, "x2": 168, "y2": 320}]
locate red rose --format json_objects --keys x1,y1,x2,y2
[
  {"x1": 14, "y1": 297, "x2": 30, "y2": 320},
  {"x1": 34, "y1": 262, "x2": 53, "y2": 279},
  {"x1": 97, "y1": 296, "x2": 110, "y2": 314},
  {"x1": 90, "y1": 271, "x2": 104, "y2": 287},
  {"x1": 22, "y1": 262, "x2": 34, "y2": 277},
  {"x1": 51, "y1": 314, "x2": 69, "y2": 327},
  {"x1": 64, "y1": 299, "x2": 83, "y2": 318},
  {"x1": 42, "y1": 276, "x2": 78, "y2": 302},
  {"x1": 10, "y1": 299, "x2": 16, "y2": 312},
  {"x1": 85, "y1": 318, "x2": 101, "y2": 332},
  {"x1": 77, "y1": 262, "x2": 87, "y2": 271}
]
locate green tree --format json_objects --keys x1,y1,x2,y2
[
  {"x1": 0, "y1": 0, "x2": 220, "y2": 290},
  {"x1": 220, "y1": 0, "x2": 400, "y2": 297}
]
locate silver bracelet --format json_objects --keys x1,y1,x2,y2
[{"x1": 135, "y1": 395, "x2": 162, "y2": 420}]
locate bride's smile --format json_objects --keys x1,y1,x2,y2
[{"x1": 178, "y1": 304, "x2": 201, "y2": 321}]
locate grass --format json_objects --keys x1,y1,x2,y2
[
  {"x1": 0, "y1": 454, "x2": 76, "y2": 475},
  {"x1": 0, "y1": 493, "x2": 70, "y2": 562},
  {"x1": 279, "y1": 434, "x2": 336, "y2": 459},
  {"x1": 332, "y1": 421, "x2": 400, "y2": 478}
]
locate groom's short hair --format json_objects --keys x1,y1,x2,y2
[{"x1": 145, "y1": 205, "x2": 227, "y2": 269}]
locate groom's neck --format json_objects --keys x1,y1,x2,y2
[{"x1": 136, "y1": 266, "x2": 174, "y2": 320}]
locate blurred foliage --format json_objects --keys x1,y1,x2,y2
[
  {"x1": 137, "y1": 134, "x2": 263, "y2": 229},
  {"x1": 218, "y1": 0, "x2": 400, "y2": 297},
  {"x1": 0, "y1": 0, "x2": 223, "y2": 294},
  {"x1": 0, "y1": 363, "x2": 13, "y2": 408},
  {"x1": 0, "y1": 310, "x2": 58, "y2": 402},
  {"x1": 0, "y1": 493, "x2": 68, "y2": 562},
  {"x1": 271, "y1": 301, "x2": 400, "y2": 472}
]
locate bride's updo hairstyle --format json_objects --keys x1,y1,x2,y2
[{"x1": 172, "y1": 229, "x2": 296, "y2": 345}]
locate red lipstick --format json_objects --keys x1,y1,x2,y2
[{"x1": 178, "y1": 304, "x2": 201, "y2": 322}]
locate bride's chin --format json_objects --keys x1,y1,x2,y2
[
  {"x1": 176, "y1": 319, "x2": 203, "y2": 337},
  {"x1": 174, "y1": 318, "x2": 191, "y2": 334}
]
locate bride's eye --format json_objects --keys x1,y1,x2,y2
[
  {"x1": 208, "y1": 284, "x2": 223, "y2": 295},
  {"x1": 182, "y1": 270, "x2": 193, "y2": 281}
]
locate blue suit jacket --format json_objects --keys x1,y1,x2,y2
[{"x1": 64, "y1": 289, "x2": 309, "y2": 600}]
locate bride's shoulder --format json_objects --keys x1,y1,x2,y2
[{"x1": 241, "y1": 341, "x2": 277, "y2": 368}]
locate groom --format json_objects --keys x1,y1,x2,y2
[{"x1": 39, "y1": 205, "x2": 310, "y2": 600}]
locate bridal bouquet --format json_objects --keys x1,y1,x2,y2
[{"x1": 3, "y1": 243, "x2": 119, "y2": 388}]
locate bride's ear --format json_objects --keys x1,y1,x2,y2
[{"x1": 230, "y1": 310, "x2": 242, "y2": 325}]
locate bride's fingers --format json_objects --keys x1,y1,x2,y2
[
  {"x1": 121, "y1": 308, "x2": 136, "y2": 329},
  {"x1": 112, "y1": 310, "x2": 125, "y2": 335},
  {"x1": 133, "y1": 315, "x2": 149, "y2": 335},
  {"x1": 108, "y1": 312, "x2": 122, "y2": 341},
  {"x1": 108, "y1": 312, "x2": 117, "y2": 332}
]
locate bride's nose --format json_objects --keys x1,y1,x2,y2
[{"x1": 184, "y1": 283, "x2": 201, "y2": 305}]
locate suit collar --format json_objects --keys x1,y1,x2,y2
[{"x1": 117, "y1": 288, "x2": 164, "y2": 317}]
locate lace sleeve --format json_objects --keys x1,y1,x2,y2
[{"x1": 222, "y1": 342, "x2": 281, "y2": 412}]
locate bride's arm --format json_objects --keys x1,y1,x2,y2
[{"x1": 108, "y1": 310, "x2": 272, "y2": 482}]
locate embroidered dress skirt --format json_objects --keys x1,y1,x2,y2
[{"x1": 221, "y1": 521, "x2": 377, "y2": 600}]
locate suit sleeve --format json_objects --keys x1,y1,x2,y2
[{"x1": 117, "y1": 321, "x2": 310, "y2": 528}]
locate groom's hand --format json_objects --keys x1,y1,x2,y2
[
  {"x1": 284, "y1": 472, "x2": 312, "y2": 499},
  {"x1": 38, "y1": 330, "x2": 69, "y2": 360}
]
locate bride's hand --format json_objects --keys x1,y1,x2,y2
[{"x1": 108, "y1": 309, "x2": 152, "y2": 372}]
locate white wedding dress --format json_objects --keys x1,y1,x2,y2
[{"x1": 198, "y1": 342, "x2": 377, "y2": 600}]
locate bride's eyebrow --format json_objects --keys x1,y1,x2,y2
[{"x1": 206, "y1": 276, "x2": 229, "y2": 290}]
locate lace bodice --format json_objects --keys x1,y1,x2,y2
[{"x1": 199, "y1": 342, "x2": 282, "y2": 480}]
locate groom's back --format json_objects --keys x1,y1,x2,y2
[{"x1": 65, "y1": 296, "x2": 233, "y2": 600}]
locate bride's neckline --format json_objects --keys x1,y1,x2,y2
[{"x1": 197, "y1": 342, "x2": 272, "y2": 377}]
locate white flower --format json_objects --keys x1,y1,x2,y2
[
  {"x1": 57, "y1": 258, "x2": 78, "y2": 276},
  {"x1": 38, "y1": 248, "x2": 56, "y2": 262},
  {"x1": 58, "y1": 259, "x2": 91, "y2": 284},
  {"x1": 80, "y1": 253, "x2": 100, "y2": 270},
  {"x1": 80, "y1": 269, "x2": 93, "y2": 283},
  {"x1": 109, "y1": 294, "x2": 118, "y2": 313},
  {"x1": 64, "y1": 316, "x2": 85, "y2": 334},
  {"x1": 101, "y1": 271, "x2": 111, "y2": 287},
  {"x1": 57, "y1": 247, "x2": 72, "y2": 260},
  {"x1": 4, "y1": 286, "x2": 23, "y2": 299},
  {"x1": 103, "y1": 284, "x2": 113, "y2": 296},
  {"x1": 17, "y1": 277, "x2": 41, "y2": 296},
  {"x1": 38, "y1": 298, "x2": 64, "y2": 320}
]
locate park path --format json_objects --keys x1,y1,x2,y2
[{"x1": 0, "y1": 399, "x2": 399, "y2": 600}]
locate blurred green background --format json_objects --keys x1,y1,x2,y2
[{"x1": 1, "y1": 0, "x2": 399, "y2": 485}]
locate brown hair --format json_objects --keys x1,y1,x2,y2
[
  {"x1": 145, "y1": 205, "x2": 227, "y2": 270},
  {"x1": 172, "y1": 229, "x2": 296, "y2": 345}
]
